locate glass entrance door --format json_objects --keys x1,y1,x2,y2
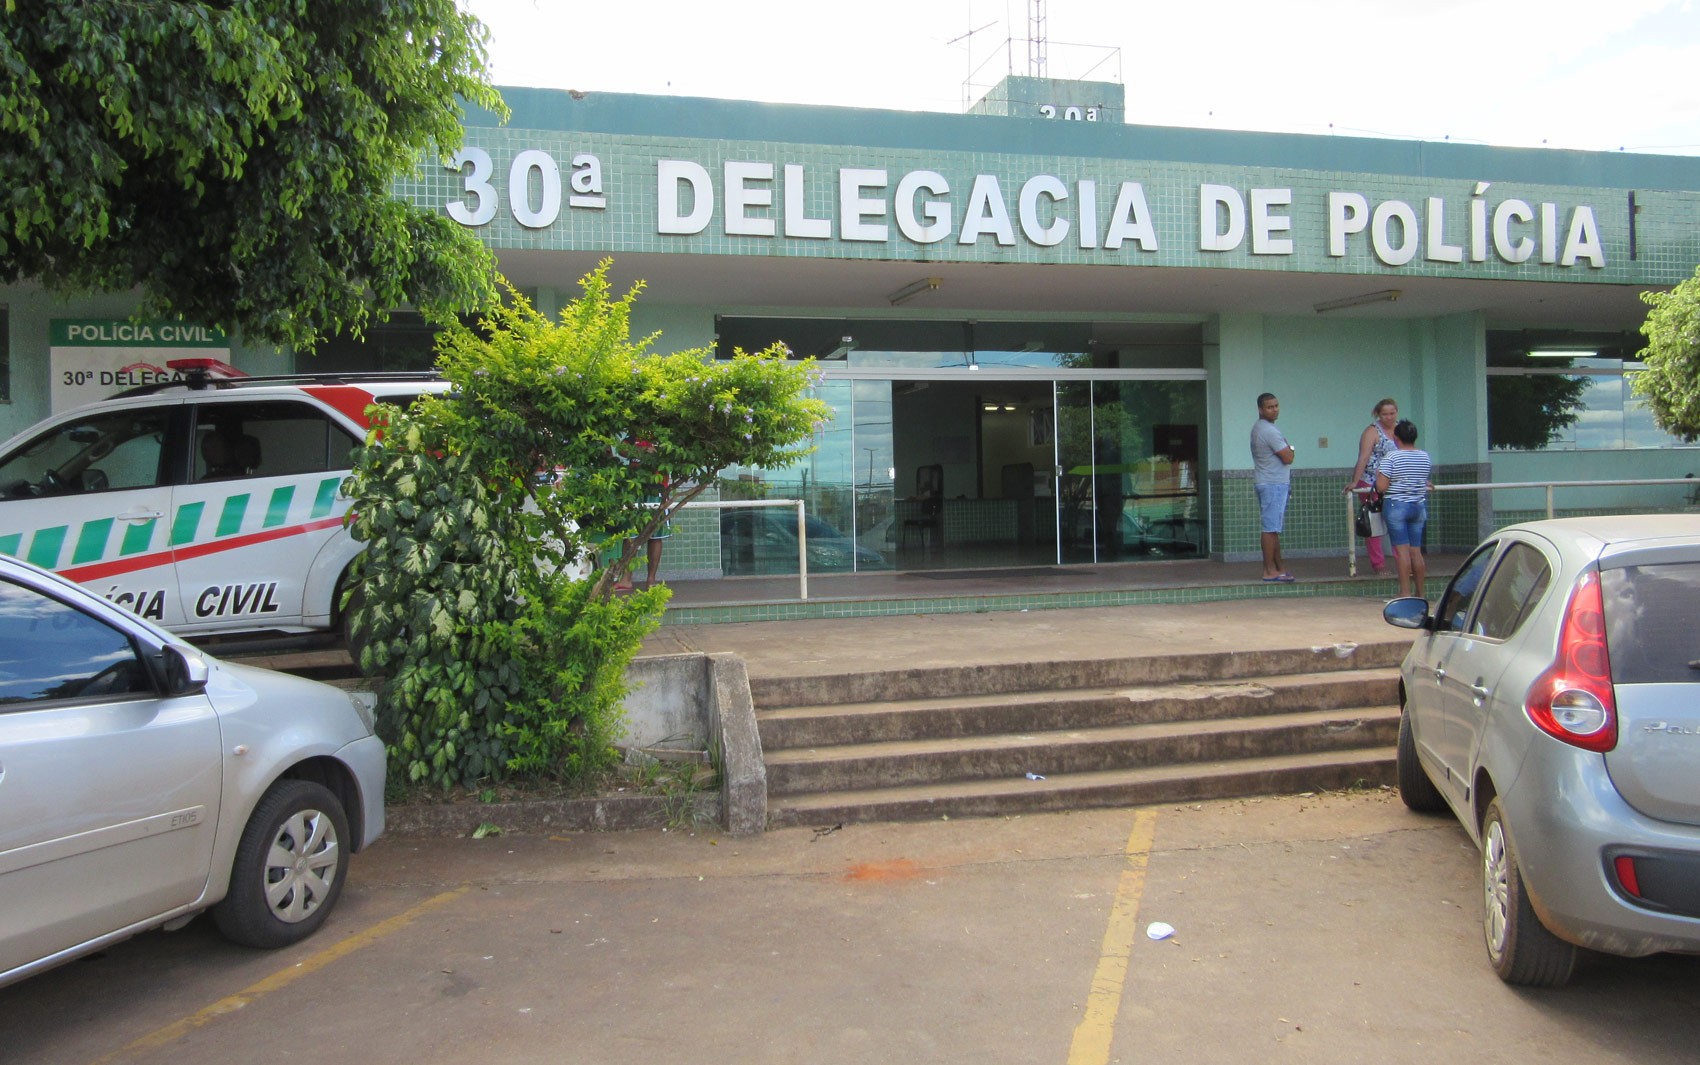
[
  {"x1": 1056, "y1": 380, "x2": 1206, "y2": 563},
  {"x1": 890, "y1": 378, "x2": 1065, "y2": 568}
]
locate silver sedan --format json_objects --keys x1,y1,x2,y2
[
  {"x1": 1386, "y1": 515, "x2": 1700, "y2": 986},
  {"x1": 0, "y1": 554, "x2": 385, "y2": 989}
]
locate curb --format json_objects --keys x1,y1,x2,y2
[{"x1": 385, "y1": 791, "x2": 724, "y2": 838}]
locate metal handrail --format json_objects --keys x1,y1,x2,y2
[
  {"x1": 678, "y1": 498, "x2": 810, "y2": 599},
  {"x1": 1345, "y1": 477, "x2": 1697, "y2": 576}
]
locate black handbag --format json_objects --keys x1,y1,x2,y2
[{"x1": 1355, "y1": 493, "x2": 1381, "y2": 538}]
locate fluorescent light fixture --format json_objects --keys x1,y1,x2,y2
[
  {"x1": 1529, "y1": 349, "x2": 1597, "y2": 359},
  {"x1": 888, "y1": 277, "x2": 942, "y2": 306},
  {"x1": 825, "y1": 336, "x2": 855, "y2": 360},
  {"x1": 983, "y1": 403, "x2": 1000, "y2": 412},
  {"x1": 1313, "y1": 289, "x2": 1402, "y2": 314}
]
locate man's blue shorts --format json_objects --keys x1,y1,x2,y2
[
  {"x1": 1254, "y1": 482, "x2": 1289, "y2": 534},
  {"x1": 1384, "y1": 497, "x2": 1427, "y2": 548}
]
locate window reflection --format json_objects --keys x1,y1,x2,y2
[
  {"x1": 0, "y1": 580, "x2": 149, "y2": 704},
  {"x1": 1489, "y1": 362, "x2": 1688, "y2": 452},
  {"x1": 715, "y1": 317, "x2": 1204, "y2": 371}
]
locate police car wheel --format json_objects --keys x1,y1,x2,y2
[{"x1": 213, "y1": 779, "x2": 350, "y2": 949}]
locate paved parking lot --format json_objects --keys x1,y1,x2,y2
[{"x1": 4, "y1": 789, "x2": 1697, "y2": 1065}]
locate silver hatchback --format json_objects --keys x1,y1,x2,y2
[
  {"x1": 1386, "y1": 515, "x2": 1700, "y2": 986},
  {"x1": 0, "y1": 553, "x2": 385, "y2": 989}
]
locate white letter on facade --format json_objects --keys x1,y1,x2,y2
[
  {"x1": 1492, "y1": 199, "x2": 1534, "y2": 263},
  {"x1": 1560, "y1": 206, "x2": 1605, "y2": 267},
  {"x1": 959, "y1": 175, "x2": 1017, "y2": 245},
  {"x1": 1328, "y1": 191, "x2": 1369, "y2": 256},
  {"x1": 1200, "y1": 184, "x2": 1245, "y2": 252},
  {"x1": 509, "y1": 149, "x2": 562, "y2": 229},
  {"x1": 895, "y1": 170, "x2": 951, "y2": 243},
  {"x1": 1018, "y1": 175, "x2": 1070, "y2": 247},
  {"x1": 724, "y1": 161, "x2": 774, "y2": 237},
  {"x1": 1103, "y1": 182, "x2": 1157, "y2": 250},
  {"x1": 1077, "y1": 180, "x2": 1099, "y2": 249},
  {"x1": 569, "y1": 154, "x2": 605, "y2": 208},
  {"x1": 784, "y1": 165, "x2": 831, "y2": 239},
  {"x1": 1371, "y1": 200, "x2": 1419, "y2": 266},
  {"x1": 658, "y1": 159, "x2": 713, "y2": 234},
  {"x1": 1425, "y1": 197, "x2": 1463, "y2": 263},
  {"x1": 840, "y1": 168, "x2": 890, "y2": 242},
  {"x1": 446, "y1": 147, "x2": 497, "y2": 226},
  {"x1": 1250, "y1": 188, "x2": 1293, "y2": 255},
  {"x1": 1469, "y1": 182, "x2": 1490, "y2": 261}
]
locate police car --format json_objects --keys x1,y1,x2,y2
[{"x1": 0, "y1": 361, "x2": 449, "y2": 640}]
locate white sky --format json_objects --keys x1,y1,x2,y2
[{"x1": 464, "y1": 0, "x2": 1700, "y2": 156}]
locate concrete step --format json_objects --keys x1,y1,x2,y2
[
  {"x1": 757, "y1": 668, "x2": 1398, "y2": 750},
  {"x1": 219, "y1": 646, "x2": 357, "y2": 681},
  {"x1": 764, "y1": 705, "x2": 1399, "y2": 795},
  {"x1": 767, "y1": 747, "x2": 1398, "y2": 827},
  {"x1": 747, "y1": 639, "x2": 1410, "y2": 708}
]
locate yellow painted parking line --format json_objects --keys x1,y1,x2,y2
[
  {"x1": 88, "y1": 886, "x2": 470, "y2": 1065},
  {"x1": 1067, "y1": 809, "x2": 1160, "y2": 1065}
]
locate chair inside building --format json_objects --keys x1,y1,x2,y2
[{"x1": 900, "y1": 463, "x2": 944, "y2": 558}]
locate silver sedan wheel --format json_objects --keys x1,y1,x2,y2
[
  {"x1": 266, "y1": 807, "x2": 342, "y2": 923},
  {"x1": 1482, "y1": 816, "x2": 1512, "y2": 962}
]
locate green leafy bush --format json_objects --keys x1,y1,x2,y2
[{"x1": 344, "y1": 261, "x2": 827, "y2": 790}]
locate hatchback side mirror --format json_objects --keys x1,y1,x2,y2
[
  {"x1": 1382, "y1": 597, "x2": 1435, "y2": 630},
  {"x1": 162, "y1": 643, "x2": 211, "y2": 695}
]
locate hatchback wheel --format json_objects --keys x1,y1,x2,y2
[
  {"x1": 213, "y1": 779, "x2": 350, "y2": 949},
  {"x1": 1395, "y1": 706, "x2": 1446, "y2": 813},
  {"x1": 1481, "y1": 798, "x2": 1577, "y2": 987}
]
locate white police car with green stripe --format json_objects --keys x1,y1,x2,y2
[{"x1": 0, "y1": 363, "x2": 448, "y2": 639}]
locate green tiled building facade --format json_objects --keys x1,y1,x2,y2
[{"x1": 6, "y1": 76, "x2": 1700, "y2": 579}]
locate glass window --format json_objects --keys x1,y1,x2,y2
[
  {"x1": 1601, "y1": 562, "x2": 1700, "y2": 684},
  {"x1": 1435, "y1": 541, "x2": 1499, "y2": 633},
  {"x1": 1486, "y1": 333, "x2": 1691, "y2": 453},
  {"x1": 717, "y1": 380, "x2": 886, "y2": 575},
  {"x1": 192, "y1": 401, "x2": 360, "y2": 480},
  {"x1": 0, "y1": 579, "x2": 152, "y2": 705},
  {"x1": 304, "y1": 313, "x2": 440, "y2": 374},
  {"x1": 0, "y1": 408, "x2": 170, "y2": 499},
  {"x1": 714, "y1": 317, "x2": 1204, "y2": 371},
  {"x1": 1470, "y1": 542, "x2": 1552, "y2": 640}
]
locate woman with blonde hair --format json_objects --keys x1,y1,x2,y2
[{"x1": 1346, "y1": 397, "x2": 1399, "y2": 576}]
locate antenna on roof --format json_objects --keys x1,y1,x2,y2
[{"x1": 1028, "y1": 0, "x2": 1047, "y2": 78}]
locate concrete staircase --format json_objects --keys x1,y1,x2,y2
[{"x1": 753, "y1": 641, "x2": 1408, "y2": 828}]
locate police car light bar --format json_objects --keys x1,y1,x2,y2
[{"x1": 166, "y1": 358, "x2": 248, "y2": 378}]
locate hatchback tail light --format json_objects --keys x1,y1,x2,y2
[{"x1": 1525, "y1": 570, "x2": 1618, "y2": 753}]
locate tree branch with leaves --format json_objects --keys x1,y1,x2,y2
[
  {"x1": 0, "y1": 0, "x2": 505, "y2": 348},
  {"x1": 1634, "y1": 264, "x2": 1700, "y2": 443}
]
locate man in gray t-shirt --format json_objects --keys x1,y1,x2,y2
[{"x1": 1249, "y1": 393, "x2": 1296, "y2": 581}]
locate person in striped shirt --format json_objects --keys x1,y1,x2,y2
[{"x1": 1374, "y1": 419, "x2": 1433, "y2": 600}]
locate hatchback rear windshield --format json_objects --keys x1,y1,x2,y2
[{"x1": 1602, "y1": 562, "x2": 1700, "y2": 684}]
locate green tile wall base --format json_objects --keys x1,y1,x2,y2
[{"x1": 659, "y1": 574, "x2": 1405, "y2": 626}]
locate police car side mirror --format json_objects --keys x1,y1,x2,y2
[{"x1": 162, "y1": 643, "x2": 211, "y2": 695}]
